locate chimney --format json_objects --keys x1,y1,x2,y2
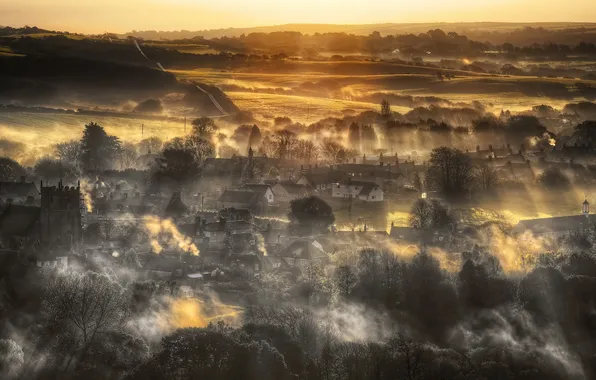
[{"x1": 20, "y1": 176, "x2": 25, "y2": 183}]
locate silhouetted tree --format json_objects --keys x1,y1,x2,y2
[
  {"x1": 409, "y1": 198, "x2": 453, "y2": 229},
  {"x1": 54, "y1": 139, "x2": 82, "y2": 163},
  {"x1": 156, "y1": 143, "x2": 201, "y2": 185},
  {"x1": 0, "y1": 156, "x2": 26, "y2": 181},
  {"x1": 80, "y1": 122, "x2": 122, "y2": 172},
  {"x1": 137, "y1": 136, "x2": 163, "y2": 154},
  {"x1": 288, "y1": 196, "x2": 335, "y2": 233},
  {"x1": 248, "y1": 125, "x2": 262, "y2": 149},
  {"x1": 294, "y1": 140, "x2": 318, "y2": 163},
  {"x1": 380, "y1": 99, "x2": 391, "y2": 117},
  {"x1": 426, "y1": 147, "x2": 473, "y2": 199},
  {"x1": 191, "y1": 117, "x2": 219, "y2": 141},
  {"x1": 272, "y1": 130, "x2": 298, "y2": 160}
]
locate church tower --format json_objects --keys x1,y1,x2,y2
[{"x1": 40, "y1": 180, "x2": 83, "y2": 251}]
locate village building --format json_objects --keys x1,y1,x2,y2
[
  {"x1": 219, "y1": 189, "x2": 269, "y2": 213},
  {"x1": 270, "y1": 181, "x2": 311, "y2": 203},
  {"x1": 0, "y1": 181, "x2": 83, "y2": 267},
  {"x1": 512, "y1": 199, "x2": 596, "y2": 237},
  {"x1": 241, "y1": 183, "x2": 275, "y2": 204},
  {"x1": 268, "y1": 239, "x2": 330, "y2": 269},
  {"x1": 331, "y1": 180, "x2": 384, "y2": 202},
  {"x1": 0, "y1": 177, "x2": 39, "y2": 205}
]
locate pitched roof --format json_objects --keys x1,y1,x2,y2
[
  {"x1": 219, "y1": 190, "x2": 262, "y2": 205},
  {"x1": 357, "y1": 182, "x2": 381, "y2": 196},
  {"x1": 277, "y1": 239, "x2": 328, "y2": 260},
  {"x1": 277, "y1": 182, "x2": 311, "y2": 196},
  {"x1": 300, "y1": 172, "x2": 349, "y2": 186},
  {"x1": 164, "y1": 191, "x2": 188, "y2": 217},
  {"x1": 143, "y1": 255, "x2": 188, "y2": 273},
  {"x1": 0, "y1": 205, "x2": 40, "y2": 236},
  {"x1": 0, "y1": 182, "x2": 38, "y2": 198},
  {"x1": 513, "y1": 214, "x2": 596, "y2": 235},
  {"x1": 241, "y1": 183, "x2": 273, "y2": 197}
]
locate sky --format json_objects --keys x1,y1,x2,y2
[{"x1": 2, "y1": 0, "x2": 596, "y2": 34}]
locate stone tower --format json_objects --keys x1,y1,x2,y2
[
  {"x1": 583, "y1": 198, "x2": 590, "y2": 217},
  {"x1": 40, "y1": 180, "x2": 83, "y2": 251}
]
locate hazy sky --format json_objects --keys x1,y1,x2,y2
[{"x1": 2, "y1": 0, "x2": 596, "y2": 33}]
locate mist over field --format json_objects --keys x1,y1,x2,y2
[{"x1": 2, "y1": 15, "x2": 596, "y2": 380}]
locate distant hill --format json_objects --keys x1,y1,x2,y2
[{"x1": 122, "y1": 22, "x2": 596, "y2": 44}]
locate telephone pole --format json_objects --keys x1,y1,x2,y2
[
  {"x1": 184, "y1": 117, "x2": 187, "y2": 133},
  {"x1": 141, "y1": 123, "x2": 144, "y2": 139}
]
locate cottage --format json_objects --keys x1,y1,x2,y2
[
  {"x1": 219, "y1": 190, "x2": 267, "y2": 213},
  {"x1": 270, "y1": 181, "x2": 311, "y2": 203},
  {"x1": 241, "y1": 183, "x2": 275, "y2": 204},
  {"x1": 332, "y1": 181, "x2": 384, "y2": 202},
  {"x1": 270, "y1": 239, "x2": 330, "y2": 269},
  {"x1": 296, "y1": 171, "x2": 349, "y2": 192}
]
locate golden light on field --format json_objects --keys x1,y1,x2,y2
[{"x1": 167, "y1": 297, "x2": 243, "y2": 329}]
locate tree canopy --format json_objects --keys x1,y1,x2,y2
[{"x1": 288, "y1": 196, "x2": 335, "y2": 233}]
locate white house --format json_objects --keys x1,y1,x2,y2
[{"x1": 332, "y1": 181, "x2": 384, "y2": 202}]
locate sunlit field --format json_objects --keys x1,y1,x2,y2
[
  {"x1": 228, "y1": 92, "x2": 410, "y2": 123},
  {"x1": 173, "y1": 65, "x2": 594, "y2": 118}
]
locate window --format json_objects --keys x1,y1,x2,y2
[{"x1": 371, "y1": 196, "x2": 375, "y2": 200}]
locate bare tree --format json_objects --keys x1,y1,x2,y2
[
  {"x1": 258, "y1": 135, "x2": 277, "y2": 157},
  {"x1": 43, "y1": 271, "x2": 128, "y2": 365},
  {"x1": 187, "y1": 135, "x2": 215, "y2": 164},
  {"x1": 320, "y1": 138, "x2": 344, "y2": 163},
  {"x1": 272, "y1": 130, "x2": 298, "y2": 160},
  {"x1": 473, "y1": 163, "x2": 499, "y2": 192},
  {"x1": 294, "y1": 139, "x2": 319, "y2": 163},
  {"x1": 137, "y1": 137, "x2": 163, "y2": 154},
  {"x1": 54, "y1": 140, "x2": 82, "y2": 163},
  {"x1": 119, "y1": 143, "x2": 139, "y2": 169}
]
